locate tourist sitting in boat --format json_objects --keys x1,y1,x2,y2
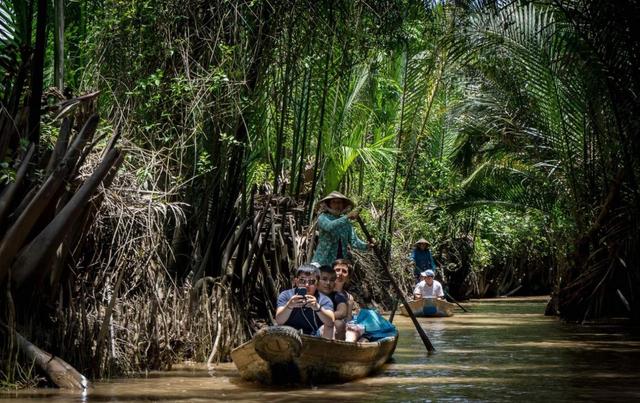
[
  {"x1": 317, "y1": 259, "x2": 367, "y2": 341},
  {"x1": 311, "y1": 191, "x2": 374, "y2": 267},
  {"x1": 317, "y1": 260, "x2": 355, "y2": 340},
  {"x1": 410, "y1": 238, "x2": 438, "y2": 282},
  {"x1": 332, "y1": 259, "x2": 358, "y2": 340},
  {"x1": 316, "y1": 265, "x2": 339, "y2": 338},
  {"x1": 275, "y1": 264, "x2": 335, "y2": 338},
  {"x1": 413, "y1": 269, "x2": 444, "y2": 299},
  {"x1": 317, "y1": 264, "x2": 342, "y2": 315}
]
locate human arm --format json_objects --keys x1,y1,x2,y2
[
  {"x1": 344, "y1": 208, "x2": 370, "y2": 251},
  {"x1": 334, "y1": 302, "x2": 349, "y2": 320},
  {"x1": 304, "y1": 294, "x2": 335, "y2": 326},
  {"x1": 317, "y1": 213, "x2": 351, "y2": 232},
  {"x1": 334, "y1": 293, "x2": 350, "y2": 320},
  {"x1": 350, "y1": 226, "x2": 368, "y2": 251},
  {"x1": 275, "y1": 291, "x2": 306, "y2": 325},
  {"x1": 428, "y1": 251, "x2": 437, "y2": 272},
  {"x1": 347, "y1": 293, "x2": 355, "y2": 321},
  {"x1": 413, "y1": 282, "x2": 423, "y2": 299},
  {"x1": 410, "y1": 249, "x2": 420, "y2": 276},
  {"x1": 351, "y1": 300, "x2": 360, "y2": 315}
]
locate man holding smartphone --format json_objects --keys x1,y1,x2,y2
[{"x1": 275, "y1": 264, "x2": 335, "y2": 337}]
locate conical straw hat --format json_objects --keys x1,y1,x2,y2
[
  {"x1": 319, "y1": 191, "x2": 354, "y2": 208},
  {"x1": 415, "y1": 238, "x2": 430, "y2": 246}
]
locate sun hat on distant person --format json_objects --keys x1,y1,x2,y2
[
  {"x1": 415, "y1": 238, "x2": 430, "y2": 246},
  {"x1": 421, "y1": 269, "x2": 435, "y2": 277}
]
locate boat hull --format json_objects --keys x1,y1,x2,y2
[
  {"x1": 231, "y1": 327, "x2": 397, "y2": 385},
  {"x1": 400, "y1": 298, "x2": 455, "y2": 317}
]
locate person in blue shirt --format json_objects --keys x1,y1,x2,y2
[
  {"x1": 275, "y1": 264, "x2": 335, "y2": 337},
  {"x1": 311, "y1": 191, "x2": 374, "y2": 267},
  {"x1": 410, "y1": 238, "x2": 438, "y2": 282}
]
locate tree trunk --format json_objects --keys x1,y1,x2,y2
[
  {"x1": 27, "y1": 0, "x2": 49, "y2": 144},
  {"x1": 54, "y1": 0, "x2": 65, "y2": 90},
  {"x1": 0, "y1": 321, "x2": 89, "y2": 390}
]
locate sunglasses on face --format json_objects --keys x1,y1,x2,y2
[{"x1": 297, "y1": 278, "x2": 317, "y2": 286}]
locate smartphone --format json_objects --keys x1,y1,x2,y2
[{"x1": 295, "y1": 287, "x2": 307, "y2": 297}]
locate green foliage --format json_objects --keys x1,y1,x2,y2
[
  {"x1": 0, "y1": 160, "x2": 15, "y2": 185},
  {"x1": 39, "y1": 0, "x2": 636, "y2": 316},
  {"x1": 406, "y1": 157, "x2": 456, "y2": 199},
  {"x1": 475, "y1": 207, "x2": 548, "y2": 267}
]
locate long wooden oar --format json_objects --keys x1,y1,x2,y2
[
  {"x1": 444, "y1": 290, "x2": 469, "y2": 313},
  {"x1": 388, "y1": 299, "x2": 398, "y2": 323},
  {"x1": 356, "y1": 216, "x2": 435, "y2": 352},
  {"x1": 435, "y1": 269, "x2": 469, "y2": 312}
]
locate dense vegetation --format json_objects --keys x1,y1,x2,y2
[{"x1": 1, "y1": 0, "x2": 638, "y2": 385}]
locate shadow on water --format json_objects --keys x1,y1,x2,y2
[{"x1": 2, "y1": 297, "x2": 639, "y2": 402}]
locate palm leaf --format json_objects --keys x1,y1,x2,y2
[{"x1": 0, "y1": 1, "x2": 19, "y2": 75}]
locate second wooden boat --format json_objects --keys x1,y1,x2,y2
[
  {"x1": 400, "y1": 298, "x2": 455, "y2": 317},
  {"x1": 231, "y1": 326, "x2": 397, "y2": 385}
]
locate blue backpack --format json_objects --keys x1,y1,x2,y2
[{"x1": 353, "y1": 308, "x2": 398, "y2": 341}]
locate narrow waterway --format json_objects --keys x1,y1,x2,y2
[{"x1": 2, "y1": 297, "x2": 639, "y2": 402}]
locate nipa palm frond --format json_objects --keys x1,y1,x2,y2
[
  {"x1": 448, "y1": 156, "x2": 556, "y2": 214},
  {"x1": 0, "y1": 1, "x2": 20, "y2": 83}
]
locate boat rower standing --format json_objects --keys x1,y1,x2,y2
[
  {"x1": 311, "y1": 191, "x2": 375, "y2": 267},
  {"x1": 410, "y1": 238, "x2": 438, "y2": 282}
]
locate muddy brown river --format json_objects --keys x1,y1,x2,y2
[{"x1": 1, "y1": 296, "x2": 639, "y2": 402}]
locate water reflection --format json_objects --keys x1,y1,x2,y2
[{"x1": 2, "y1": 297, "x2": 639, "y2": 402}]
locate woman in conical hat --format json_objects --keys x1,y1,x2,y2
[
  {"x1": 311, "y1": 191, "x2": 372, "y2": 267},
  {"x1": 410, "y1": 237, "x2": 437, "y2": 283}
]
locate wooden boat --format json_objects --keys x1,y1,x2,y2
[
  {"x1": 231, "y1": 326, "x2": 398, "y2": 385},
  {"x1": 400, "y1": 298, "x2": 456, "y2": 317}
]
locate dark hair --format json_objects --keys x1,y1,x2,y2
[
  {"x1": 295, "y1": 264, "x2": 320, "y2": 278},
  {"x1": 318, "y1": 265, "x2": 336, "y2": 276},
  {"x1": 332, "y1": 259, "x2": 353, "y2": 271}
]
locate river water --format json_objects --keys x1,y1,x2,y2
[{"x1": 2, "y1": 296, "x2": 639, "y2": 402}]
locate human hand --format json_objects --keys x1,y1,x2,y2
[
  {"x1": 367, "y1": 237, "x2": 377, "y2": 250},
  {"x1": 347, "y1": 207, "x2": 361, "y2": 220},
  {"x1": 287, "y1": 294, "x2": 306, "y2": 309},
  {"x1": 304, "y1": 295, "x2": 321, "y2": 311},
  {"x1": 351, "y1": 300, "x2": 360, "y2": 314}
]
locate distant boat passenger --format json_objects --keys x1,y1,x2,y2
[
  {"x1": 410, "y1": 238, "x2": 438, "y2": 282},
  {"x1": 413, "y1": 269, "x2": 445, "y2": 300}
]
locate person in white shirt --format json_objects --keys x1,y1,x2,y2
[{"x1": 413, "y1": 269, "x2": 444, "y2": 299}]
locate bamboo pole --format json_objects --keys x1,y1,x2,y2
[{"x1": 356, "y1": 216, "x2": 435, "y2": 352}]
